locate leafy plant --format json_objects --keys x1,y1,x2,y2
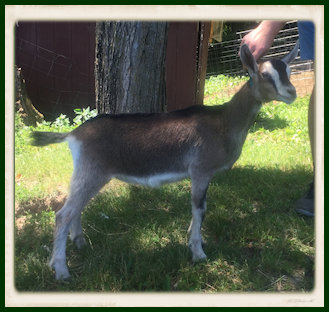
[
  {"x1": 50, "y1": 113, "x2": 70, "y2": 129},
  {"x1": 73, "y1": 107, "x2": 98, "y2": 125}
]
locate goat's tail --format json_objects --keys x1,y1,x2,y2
[{"x1": 30, "y1": 131, "x2": 69, "y2": 146}]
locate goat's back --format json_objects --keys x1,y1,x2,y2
[{"x1": 71, "y1": 105, "x2": 228, "y2": 176}]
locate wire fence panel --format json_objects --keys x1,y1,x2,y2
[{"x1": 206, "y1": 21, "x2": 314, "y2": 98}]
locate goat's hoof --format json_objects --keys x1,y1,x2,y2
[
  {"x1": 55, "y1": 269, "x2": 71, "y2": 281},
  {"x1": 73, "y1": 235, "x2": 86, "y2": 249},
  {"x1": 192, "y1": 253, "x2": 207, "y2": 262},
  {"x1": 49, "y1": 259, "x2": 71, "y2": 280},
  {"x1": 53, "y1": 264, "x2": 71, "y2": 280},
  {"x1": 189, "y1": 240, "x2": 207, "y2": 262}
]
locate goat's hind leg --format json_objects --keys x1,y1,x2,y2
[
  {"x1": 49, "y1": 197, "x2": 77, "y2": 280},
  {"x1": 49, "y1": 166, "x2": 109, "y2": 280},
  {"x1": 69, "y1": 213, "x2": 86, "y2": 249},
  {"x1": 188, "y1": 175, "x2": 211, "y2": 262}
]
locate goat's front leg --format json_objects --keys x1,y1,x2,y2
[{"x1": 188, "y1": 176, "x2": 210, "y2": 262}]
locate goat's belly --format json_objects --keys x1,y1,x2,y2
[{"x1": 114, "y1": 172, "x2": 189, "y2": 188}]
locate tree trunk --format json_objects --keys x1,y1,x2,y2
[
  {"x1": 15, "y1": 66, "x2": 44, "y2": 126},
  {"x1": 95, "y1": 22, "x2": 168, "y2": 114}
]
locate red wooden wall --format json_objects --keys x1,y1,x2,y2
[
  {"x1": 15, "y1": 22, "x2": 210, "y2": 120},
  {"x1": 15, "y1": 22, "x2": 96, "y2": 120},
  {"x1": 166, "y1": 22, "x2": 210, "y2": 111}
]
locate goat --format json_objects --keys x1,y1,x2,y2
[{"x1": 31, "y1": 42, "x2": 298, "y2": 280}]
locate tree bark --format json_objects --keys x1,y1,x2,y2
[
  {"x1": 95, "y1": 22, "x2": 168, "y2": 114},
  {"x1": 15, "y1": 66, "x2": 44, "y2": 126}
]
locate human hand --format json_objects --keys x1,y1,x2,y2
[{"x1": 240, "y1": 21, "x2": 287, "y2": 61}]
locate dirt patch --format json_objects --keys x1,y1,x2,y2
[
  {"x1": 14, "y1": 182, "x2": 115, "y2": 230},
  {"x1": 15, "y1": 193, "x2": 67, "y2": 230},
  {"x1": 290, "y1": 71, "x2": 314, "y2": 97},
  {"x1": 15, "y1": 193, "x2": 67, "y2": 216},
  {"x1": 16, "y1": 215, "x2": 27, "y2": 231}
]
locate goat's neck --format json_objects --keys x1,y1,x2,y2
[{"x1": 225, "y1": 81, "x2": 262, "y2": 134}]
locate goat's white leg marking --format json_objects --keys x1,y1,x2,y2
[
  {"x1": 49, "y1": 200, "x2": 75, "y2": 280},
  {"x1": 50, "y1": 162, "x2": 109, "y2": 280},
  {"x1": 67, "y1": 136, "x2": 81, "y2": 170},
  {"x1": 66, "y1": 136, "x2": 86, "y2": 249},
  {"x1": 188, "y1": 176, "x2": 210, "y2": 262}
]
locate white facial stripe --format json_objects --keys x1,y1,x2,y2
[
  {"x1": 262, "y1": 62, "x2": 281, "y2": 89},
  {"x1": 262, "y1": 61, "x2": 295, "y2": 102},
  {"x1": 286, "y1": 65, "x2": 291, "y2": 77}
]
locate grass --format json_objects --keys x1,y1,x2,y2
[{"x1": 14, "y1": 76, "x2": 314, "y2": 292}]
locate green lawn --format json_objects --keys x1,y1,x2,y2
[{"x1": 14, "y1": 76, "x2": 314, "y2": 292}]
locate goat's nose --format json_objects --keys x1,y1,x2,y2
[{"x1": 287, "y1": 88, "x2": 296, "y2": 96}]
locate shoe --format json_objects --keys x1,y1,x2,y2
[{"x1": 296, "y1": 181, "x2": 314, "y2": 217}]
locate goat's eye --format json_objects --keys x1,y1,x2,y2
[
  {"x1": 262, "y1": 72, "x2": 271, "y2": 80},
  {"x1": 261, "y1": 72, "x2": 277, "y2": 90}
]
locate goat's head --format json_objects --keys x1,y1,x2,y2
[{"x1": 240, "y1": 41, "x2": 299, "y2": 104}]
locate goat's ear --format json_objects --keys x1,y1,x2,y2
[
  {"x1": 240, "y1": 44, "x2": 258, "y2": 77},
  {"x1": 281, "y1": 40, "x2": 299, "y2": 64}
]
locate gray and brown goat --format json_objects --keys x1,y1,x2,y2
[{"x1": 31, "y1": 43, "x2": 299, "y2": 280}]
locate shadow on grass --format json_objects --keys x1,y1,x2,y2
[
  {"x1": 15, "y1": 166, "x2": 314, "y2": 292},
  {"x1": 250, "y1": 115, "x2": 289, "y2": 133}
]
